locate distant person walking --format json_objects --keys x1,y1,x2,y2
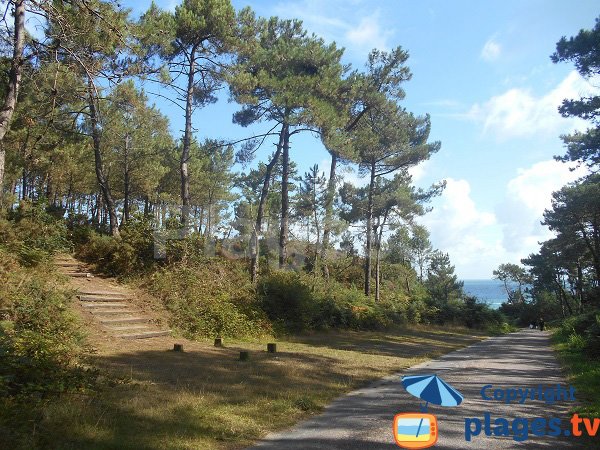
[{"x1": 538, "y1": 318, "x2": 545, "y2": 331}]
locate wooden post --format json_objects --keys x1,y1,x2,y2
[
  {"x1": 267, "y1": 343, "x2": 277, "y2": 353},
  {"x1": 214, "y1": 337, "x2": 223, "y2": 347},
  {"x1": 239, "y1": 351, "x2": 249, "y2": 361},
  {"x1": 173, "y1": 343, "x2": 184, "y2": 352}
]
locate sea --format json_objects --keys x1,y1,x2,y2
[{"x1": 462, "y1": 279, "x2": 508, "y2": 309}]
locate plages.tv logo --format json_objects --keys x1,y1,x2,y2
[{"x1": 393, "y1": 374, "x2": 464, "y2": 449}]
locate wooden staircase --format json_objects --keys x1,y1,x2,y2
[{"x1": 55, "y1": 256, "x2": 171, "y2": 340}]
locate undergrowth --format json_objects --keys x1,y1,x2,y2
[
  {"x1": 0, "y1": 214, "x2": 101, "y2": 449},
  {"x1": 552, "y1": 311, "x2": 600, "y2": 419}
]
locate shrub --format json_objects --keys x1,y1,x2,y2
[
  {"x1": 1, "y1": 201, "x2": 70, "y2": 263},
  {"x1": 567, "y1": 332, "x2": 587, "y2": 351},
  {"x1": 558, "y1": 310, "x2": 600, "y2": 356},
  {"x1": 258, "y1": 272, "x2": 316, "y2": 332},
  {"x1": 584, "y1": 314, "x2": 600, "y2": 356},
  {"x1": 146, "y1": 261, "x2": 271, "y2": 338},
  {"x1": 258, "y1": 272, "x2": 401, "y2": 333},
  {"x1": 0, "y1": 249, "x2": 90, "y2": 399},
  {"x1": 76, "y1": 217, "x2": 156, "y2": 276}
]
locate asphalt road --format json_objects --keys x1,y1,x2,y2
[{"x1": 248, "y1": 329, "x2": 581, "y2": 450}]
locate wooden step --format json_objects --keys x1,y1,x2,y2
[
  {"x1": 100, "y1": 317, "x2": 148, "y2": 325},
  {"x1": 55, "y1": 257, "x2": 76, "y2": 262},
  {"x1": 117, "y1": 330, "x2": 171, "y2": 339},
  {"x1": 65, "y1": 272, "x2": 94, "y2": 278},
  {"x1": 56, "y1": 261, "x2": 81, "y2": 267},
  {"x1": 81, "y1": 302, "x2": 129, "y2": 308},
  {"x1": 89, "y1": 309, "x2": 137, "y2": 315},
  {"x1": 77, "y1": 290, "x2": 128, "y2": 296},
  {"x1": 105, "y1": 325, "x2": 150, "y2": 331},
  {"x1": 78, "y1": 295, "x2": 128, "y2": 302}
]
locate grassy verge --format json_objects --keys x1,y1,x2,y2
[
  {"x1": 551, "y1": 318, "x2": 600, "y2": 450},
  {"x1": 552, "y1": 330, "x2": 600, "y2": 418},
  {"x1": 14, "y1": 326, "x2": 486, "y2": 449}
]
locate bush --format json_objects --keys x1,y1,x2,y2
[
  {"x1": 567, "y1": 332, "x2": 587, "y2": 351},
  {"x1": 258, "y1": 272, "x2": 400, "y2": 333},
  {"x1": 557, "y1": 310, "x2": 600, "y2": 356},
  {"x1": 258, "y1": 272, "x2": 316, "y2": 332},
  {"x1": 0, "y1": 249, "x2": 91, "y2": 399},
  {"x1": 77, "y1": 217, "x2": 156, "y2": 276},
  {"x1": 1, "y1": 201, "x2": 70, "y2": 264},
  {"x1": 146, "y1": 260, "x2": 271, "y2": 338}
]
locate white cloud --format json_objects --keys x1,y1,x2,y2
[
  {"x1": 481, "y1": 38, "x2": 501, "y2": 62},
  {"x1": 345, "y1": 14, "x2": 390, "y2": 52},
  {"x1": 417, "y1": 163, "x2": 589, "y2": 278},
  {"x1": 496, "y1": 160, "x2": 588, "y2": 253},
  {"x1": 418, "y1": 178, "x2": 499, "y2": 277},
  {"x1": 408, "y1": 160, "x2": 430, "y2": 183},
  {"x1": 466, "y1": 71, "x2": 596, "y2": 139},
  {"x1": 425, "y1": 178, "x2": 495, "y2": 236},
  {"x1": 506, "y1": 160, "x2": 587, "y2": 215},
  {"x1": 271, "y1": 1, "x2": 391, "y2": 56}
]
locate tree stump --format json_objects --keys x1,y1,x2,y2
[
  {"x1": 214, "y1": 337, "x2": 223, "y2": 347},
  {"x1": 173, "y1": 343, "x2": 184, "y2": 352},
  {"x1": 267, "y1": 343, "x2": 277, "y2": 353},
  {"x1": 239, "y1": 351, "x2": 249, "y2": 361}
]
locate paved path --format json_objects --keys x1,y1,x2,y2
[{"x1": 248, "y1": 329, "x2": 578, "y2": 449}]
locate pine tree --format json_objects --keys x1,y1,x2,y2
[
  {"x1": 350, "y1": 99, "x2": 440, "y2": 296},
  {"x1": 230, "y1": 11, "x2": 344, "y2": 277},
  {"x1": 551, "y1": 16, "x2": 600, "y2": 170},
  {"x1": 0, "y1": 0, "x2": 25, "y2": 193},
  {"x1": 139, "y1": 0, "x2": 236, "y2": 230}
]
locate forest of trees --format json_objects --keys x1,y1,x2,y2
[
  {"x1": 0, "y1": 0, "x2": 488, "y2": 322},
  {"x1": 2, "y1": 1, "x2": 597, "y2": 335}
]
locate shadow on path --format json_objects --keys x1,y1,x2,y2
[{"x1": 247, "y1": 329, "x2": 579, "y2": 450}]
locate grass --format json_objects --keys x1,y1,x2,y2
[
  {"x1": 552, "y1": 328, "x2": 600, "y2": 450},
  {"x1": 7, "y1": 326, "x2": 486, "y2": 450},
  {"x1": 552, "y1": 336, "x2": 600, "y2": 418}
]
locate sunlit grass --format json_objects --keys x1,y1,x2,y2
[
  {"x1": 552, "y1": 330, "x2": 600, "y2": 450},
  {"x1": 6, "y1": 326, "x2": 485, "y2": 449}
]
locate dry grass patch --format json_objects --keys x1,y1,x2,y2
[{"x1": 25, "y1": 327, "x2": 486, "y2": 449}]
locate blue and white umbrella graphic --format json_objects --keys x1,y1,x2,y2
[{"x1": 401, "y1": 374, "x2": 464, "y2": 437}]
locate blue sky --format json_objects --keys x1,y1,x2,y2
[{"x1": 123, "y1": 0, "x2": 598, "y2": 279}]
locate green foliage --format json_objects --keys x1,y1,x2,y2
[
  {"x1": 556, "y1": 310, "x2": 600, "y2": 356},
  {"x1": 553, "y1": 310, "x2": 600, "y2": 420},
  {"x1": 424, "y1": 250, "x2": 464, "y2": 305},
  {"x1": 146, "y1": 260, "x2": 271, "y2": 338},
  {"x1": 258, "y1": 272, "x2": 317, "y2": 332},
  {"x1": 0, "y1": 202, "x2": 70, "y2": 266},
  {"x1": 551, "y1": 16, "x2": 600, "y2": 169},
  {"x1": 567, "y1": 332, "x2": 587, "y2": 351},
  {"x1": 0, "y1": 249, "x2": 92, "y2": 400},
  {"x1": 493, "y1": 262, "x2": 531, "y2": 304},
  {"x1": 76, "y1": 217, "x2": 156, "y2": 276},
  {"x1": 258, "y1": 271, "x2": 424, "y2": 333}
]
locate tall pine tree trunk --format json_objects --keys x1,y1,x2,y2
[
  {"x1": 180, "y1": 50, "x2": 197, "y2": 232},
  {"x1": 374, "y1": 210, "x2": 389, "y2": 302},
  {"x1": 87, "y1": 78, "x2": 120, "y2": 237},
  {"x1": 320, "y1": 151, "x2": 338, "y2": 278},
  {"x1": 144, "y1": 195, "x2": 150, "y2": 218},
  {"x1": 123, "y1": 133, "x2": 130, "y2": 224},
  {"x1": 279, "y1": 122, "x2": 290, "y2": 269},
  {"x1": 250, "y1": 133, "x2": 283, "y2": 282},
  {"x1": 0, "y1": 0, "x2": 25, "y2": 194},
  {"x1": 364, "y1": 161, "x2": 376, "y2": 296}
]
